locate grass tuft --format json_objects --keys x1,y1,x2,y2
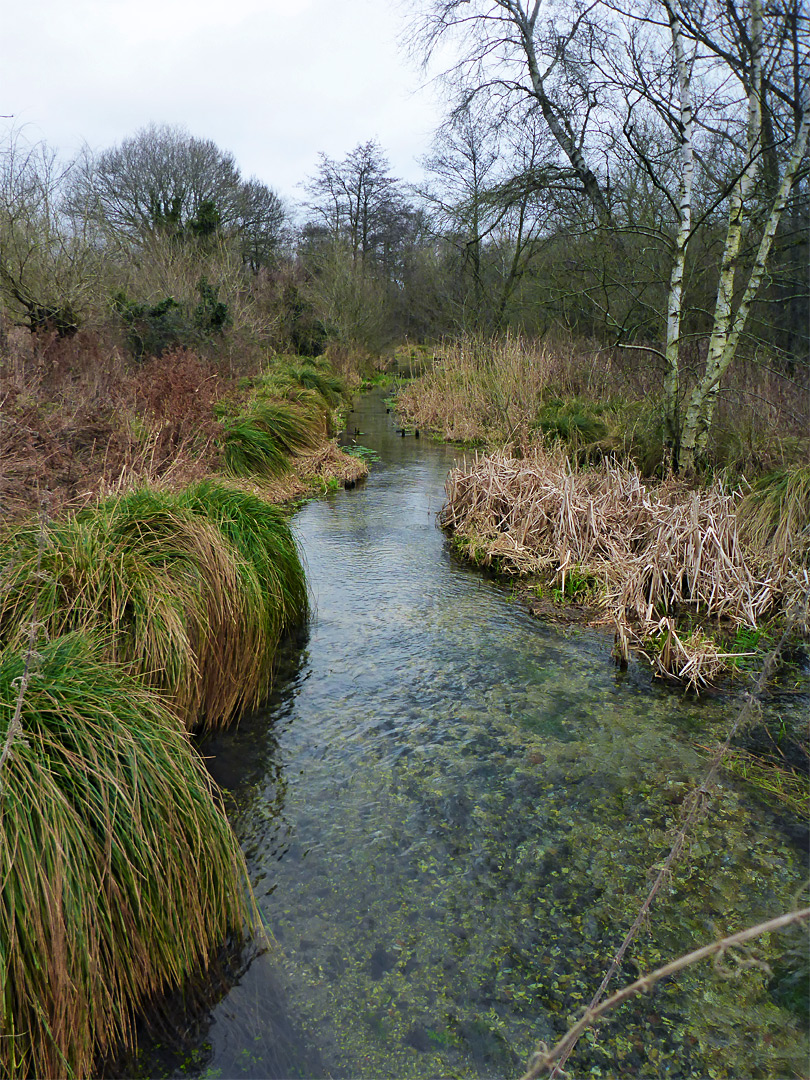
[
  {"x1": 738, "y1": 464, "x2": 810, "y2": 569},
  {"x1": 0, "y1": 633, "x2": 249, "y2": 1080},
  {"x1": 0, "y1": 484, "x2": 308, "y2": 729}
]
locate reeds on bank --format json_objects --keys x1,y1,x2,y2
[
  {"x1": 0, "y1": 481, "x2": 308, "y2": 730},
  {"x1": 0, "y1": 341, "x2": 361, "y2": 1077},
  {"x1": 441, "y1": 449, "x2": 809, "y2": 686},
  {"x1": 0, "y1": 633, "x2": 249, "y2": 1080}
]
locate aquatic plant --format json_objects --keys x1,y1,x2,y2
[
  {"x1": 0, "y1": 485, "x2": 307, "y2": 728},
  {"x1": 0, "y1": 633, "x2": 249, "y2": 1080}
]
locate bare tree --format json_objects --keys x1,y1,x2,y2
[
  {"x1": 72, "y1": 124, "x2": 284, "y2": 268},
  {"x1": 302, "y1": 140, "x2": 409, "y2": 267},
  {"x1": 409, "y1": 0, "x2": 621, "y2": 231},
  {"x1": 418, "y1": 104, "x2": 503, "y2": 326},
  {"x1": 0, "y1": 133, "x2": 103, "y2": 333}
]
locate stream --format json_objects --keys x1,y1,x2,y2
[{"x1": 136, "y1": 388, "x2": 808, "y2": 1080}]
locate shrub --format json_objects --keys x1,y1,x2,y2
[{"x1": 113, "y1": 278, "x2": 230, "y2": 359}]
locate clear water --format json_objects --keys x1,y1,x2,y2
[{"x1": 142, "y1": 389, "x2": 808, "y2": 1080}]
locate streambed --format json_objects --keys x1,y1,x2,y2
[{"x1": 139, "y1": 389, "x2": 807, "y2": 1079}]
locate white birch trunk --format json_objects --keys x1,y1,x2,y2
[
  {"x1": 679, "y1": 0, "x2": 766, "y2": 472},
  {"x1": 662, "y1": 0, "x2": 695, "y2": 464},
  {"x1": 680, "y1": 100, "x2": 810, "y2": 468}
]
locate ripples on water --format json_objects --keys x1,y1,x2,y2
[{"x1": 140, "y1": 389, "x2": 808, "y2": 1080}]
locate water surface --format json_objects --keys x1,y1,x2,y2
[{"x1": 150, "y1": 389, "x2": 808, "y2": 1079}]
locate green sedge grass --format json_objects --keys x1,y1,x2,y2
[
  {"x1": 0, "y1": 633, "x2": 249, "y2": 1080},
  {"x1": 0, "y1": 485, "x2": 308, "y2": 729}
]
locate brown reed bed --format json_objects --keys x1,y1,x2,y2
[
  {"x1": 396, "y1": 334, "x2": 810, "y2": 478},
  {"x1": 441, "y1": 448, "x2": 808, "y2": 688}
]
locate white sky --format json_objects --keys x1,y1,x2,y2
[{"x1": 1, "y1": 0, "x2": 445, "y2": 206}]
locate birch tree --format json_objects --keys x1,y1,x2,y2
[
  {"x1": 409, "y1": 1, "x2": 620, "y2": 231},
  {"x1": 411, "y1": 0, "x2": 808, "y2": 471},
  {"x1": 677, "y1": 0, "x2": 810, "y2": 471},
  {"x1": 595, "y1": 0, "x2": 807, "y2": 469},
  {"x1": 660, "y1": 0, "x2": 695, "y2": 461}
]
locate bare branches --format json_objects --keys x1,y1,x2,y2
[{"x1": 522, "y1": 907, "x2": 810, "y2": 1079}]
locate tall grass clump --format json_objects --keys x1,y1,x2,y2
[
  {"x1": 738, "y1": 464, "x2": 810, "y2": 570},
  {"x1": 0, "y1": 633, "x2": 249, "y2": 1080},
  {"x1": 249, "y1": 357, "x2": 345, "y2": 410},
  {"x1": 178, "y1": 478, "x2": 308, "y2": 690},
  {"x1": 0, "y1": 485, "x2": 307, "y2": 728},
  {"x1": 218, "y1": 397, "x2": 326, "y2": 480}
]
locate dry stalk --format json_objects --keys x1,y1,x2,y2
[
  {"x1": 442, "y1": 449, "x2": 805, "y2": 686},
  {"x1": 521, "y1": 908, "x2": 810, "y2": 1080}
]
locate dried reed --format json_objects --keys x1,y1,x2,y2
[{"x1": 441, "y1": 448, "x2": 805, "y2": 686}]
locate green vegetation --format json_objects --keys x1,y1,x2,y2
[
  {"x1": 343, "y1": 443, "x2": 380, "y2": 462},
  {"x1": 217, "y1": 363, "x2": 340, "y2": 482},
  {"x1": 178, "y1": 479, "x2": 309, "y2": 654},
  {"x1": 738, "y1": 464, "x2": 810, "y2": 567},
  {"x1": 0, "y1": 633, "x2": 249, "y2": 1080},
  {"x1": 0, "y1": 485, "x2": 307, "y2": 730},
  {"x1": 113, "y1": 279, "x2": 230, "y2": 360},
  {"x1": 534, "y1": 396, "x2": 609, "y2": 445}
]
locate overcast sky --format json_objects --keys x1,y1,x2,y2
[{"x1": 1, "y1": 0, "x2": 446, "y2": 206}]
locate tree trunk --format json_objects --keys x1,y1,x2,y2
[
  {"x1": 662, "y1": 0, "x2": 695, "y2": 466},
  {"x1": 679, "y1": 0, "x2": 808, "y2": 472}
]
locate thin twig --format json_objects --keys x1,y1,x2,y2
[
  {"x1": 521, "y1": 908, "x2": 810, "y2": 1079},
  {"x1": 543, "y1": 594, "x2": 809, "y2": 1078}
]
